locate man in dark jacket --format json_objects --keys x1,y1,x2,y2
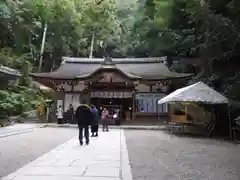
[
  {"x1": 91, "y1": 105, "x2": 100, "y2": 137},
  {"x1": 75, "y1": 104, "x2": 93, "y2": 145}
]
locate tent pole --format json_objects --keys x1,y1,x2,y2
[
  {"x1": 185, "y1": 105, "x2": 188, "y2": 120},
  {"x1": 228, "y1": 104, "x2": 233, "y2": 140},
  {"x1": 208, "y1": 106, "x2": 214, "y2": 138}
]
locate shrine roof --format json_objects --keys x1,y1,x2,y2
[{"x1": 30, "y1": 57, "x2": 193, "y2": 80}]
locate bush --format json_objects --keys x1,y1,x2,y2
[
  {"x1": 0, "y1": 118, "x2": 10, "y2": 127},
  {"x1": 0, "y1": 119, "x2": 4, "y2": 127},
  {"x1": 0, "y1": 85, "x2": 44, "y2": 117}
]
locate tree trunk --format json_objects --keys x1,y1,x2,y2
[
  {"x1": 89, "y1": 28, "x2": 96, "y2": 59},
  {"x1": 38, "y1": 23, "x2": 48, "y2": 72},
  {"x1": 200, "y1": 0, "x2": 212, "y2": 75}
]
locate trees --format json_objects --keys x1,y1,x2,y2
[
  {"x1": 166, "y1": 0, "x2": 240, "y2": 99},
  {"x1": 0, "y1": 0, "x2": 122, "y2": 71},
  {"x1": 124, "y1": 0, "x2": 240, "y2": 99},
  {"x1": 0, "y1": 0, "x2": 240, "y2": 108},
  {"x1": 122, "y1": 0, "x2": 173, "y2": 57},
  {"x1": 0, "y1": 0, "x2": 123, "y2": 117}
]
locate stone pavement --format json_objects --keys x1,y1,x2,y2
[
  {"x1": 46, "y1": 123, "x2": 167, "y2": 131},
  {"x1": 2, "y1": 129, "x2": 132, "y2": 180}
]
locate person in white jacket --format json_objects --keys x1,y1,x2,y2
[{"x1": 56, "y1": 105, "x2": 64, "y2": 124}]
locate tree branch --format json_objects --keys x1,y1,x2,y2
[{"x1": 96, "y1": 0, "x2": 104, "y2": 5}]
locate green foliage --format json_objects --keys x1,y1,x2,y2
[
  {"x1": 0, "y1": 0, "x2": 240, "y2": 107},
  {"x1": 161, "y1": 0, "x2": 240, "y2": 100},
  {"x1": 0, "y1": 85, "x2": 43, "y2": 117},
  {"x1": 0, "y1": 0, "x2": 124, "y2": 118},
  {"x1": 119, "y1": 0, "x2": 240, "y2": 100},
  {"x1": 0, "y1": 0, "x2": 123, "y2": 71}
]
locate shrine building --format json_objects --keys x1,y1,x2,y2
[{"x1": 30, "y1": 56, "x2": 192, "y2": 123}]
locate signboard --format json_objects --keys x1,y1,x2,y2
[{"x1": 91, "y1": 91, "x2": 132, "y2": 98}]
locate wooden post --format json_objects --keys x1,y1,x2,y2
[
  {"x1": 227, "y1": 104, "x2": 232, "y2": 140},
  {"x1": 185, "y1": 105, "x2": 188, "y2": 121},
  {"x1": 71, "y1": 80, "x2": 74, "y2": 92},
  {"x1": 132, "y1": 91, "x2": 136, "y2": 121},
  {"x1": 168, "y1": 103, "x2": 172, "y2": 124},
  {"x1": 150, "y1": 84, "x2": 153, "y2": 92}
]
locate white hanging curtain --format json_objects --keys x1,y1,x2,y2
[{"x1": 64, "y1": 94, "x2": 80, "y2": 111}]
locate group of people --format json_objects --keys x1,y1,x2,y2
[{"x1": 56, "y1": 104, "x2": 110, "y2": 145}]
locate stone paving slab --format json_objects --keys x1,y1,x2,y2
[
  {"x1": 46, "y1": 123, "x2": 167, "y2": 131},
  {"x1": 2, "y1": 129, "x2": 132, "y2": 180},
  {"x1": 4, "y1": 176, "x2": 120, "y2": 180}
]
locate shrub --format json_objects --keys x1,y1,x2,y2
[{"x1": 0, "y1": 85, "x2": 44, "y2": 117}]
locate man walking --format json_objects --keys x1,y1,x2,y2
[{"x1": 75, "y1": 104, "x2": 93, "y2": 145}]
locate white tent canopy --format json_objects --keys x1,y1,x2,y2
[{"x1": 158, "y1": 81, "x2": 228, "y2": 104}]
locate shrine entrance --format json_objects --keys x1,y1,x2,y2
[
  {"x1": 86, "y1": 69, "x2": 136, "y2": 124},
  {"x1": 90, "y1": 92, "x2": 133, "y2": 124}
]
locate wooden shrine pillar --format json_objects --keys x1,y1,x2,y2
[
  {"x1": 150, "y1": 84, "x2": 153, "y2": 92},
  {"x1": 132, "y1": 91, "x2": 136, "y2": 121}
]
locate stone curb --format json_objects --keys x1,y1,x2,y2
[
  {"x1": 0, "y1": 124, "x2": 47, "y2": 138},
  {"x1": 121, "y1": 129, "x2": 133, "y2": 180},
  {"x1": 45, "y1": 123, "x2": 168, "y2": 131}
]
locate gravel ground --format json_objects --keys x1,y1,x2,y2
[
  {"x1": 0, "y1": 127, "x2": 77, "y2": 178},
  {"x1": 125, "y1": 130, "x2": 240, "y2": 180},
  {"x1": 0, "y1": 123, "x2": 44, "y2": 136}
]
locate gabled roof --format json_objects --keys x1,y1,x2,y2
[{"x1": 30, "y1": 57, "x2": 193, "y2": 80}]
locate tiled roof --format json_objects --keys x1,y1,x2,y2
[
  {"x1": 61, "y1": 57, "x2": 167, "y2": 63},
  {"x1": 30, "y1": 57, "x2": 192, "y2": 80}
]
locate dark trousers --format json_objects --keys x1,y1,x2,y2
[
  {"x1": 78, "y1": 126, "x2": 89, "y2": 143},
  {"x1": 102, "y1": 123, "x2": 109, "y2": 131},
  {"x1": 91, "y1": 125, "x2": 99, "y2": 134},
  {"x1": 57, "y1": 118, "x2": 63, "y2": 124}
]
